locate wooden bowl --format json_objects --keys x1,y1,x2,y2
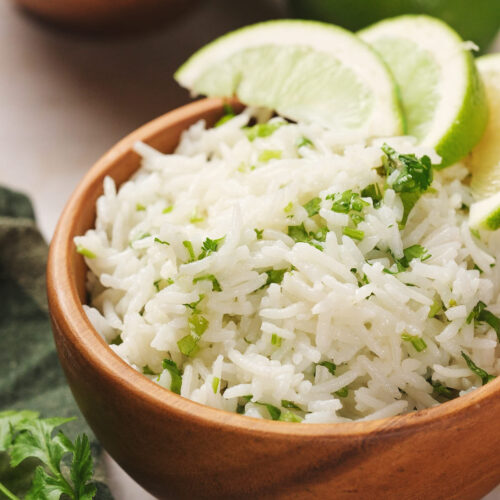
[
  {"x1": 47, "y1": 97, "x2": 500, "y2": 500},
  {"x1": 12, "y1": 0, "x2": 202, "y2": 34}
]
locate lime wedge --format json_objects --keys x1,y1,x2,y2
[
  {"x1": 467, "y1": 54, "x2": 500, "y2": 199},
  {"x1": 469, "y1": 192, "x2": 500, "y2": 231},
  {"x1": 175, "y1": 20, "x2": 404, "y2": 138},
  {"x1": 360, "y1": 15, "x2": 488, "y2": 167}
]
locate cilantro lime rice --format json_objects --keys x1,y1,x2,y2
[{"x1": 76, "y1": 107, "x2": 499, "y2": 422}]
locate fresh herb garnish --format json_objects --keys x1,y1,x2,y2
[
  {"x1": 198, "y1": 236, "x2": 225, "y2": 259},
  {"x1": 382, "y1": 144, "x2": 433, "y2": 226},
  {"x1": 466, "y1": 301, "x2": 500, "y2": 341},
  {"x1": 193, "y1": 274, "x2": 222, "y2": 292},
  {"x1": 76, "y1": 245, "x2": 96, "y2": 259},
  {"x1": 361, "y1": 183, "x2": 383, "y2": 208},
  {"x1": 254, "y1": 402, "x2": 281, "y2": 421},
  {"x1": 244, "y1": 122, "x2": 284, "y2": 141},
  {"x1": 162, "y1": 205, "x2": 174, "y2": 214},
  {"x1": 296, "y1": 136, "x2": 314, "y2": 149},
  {"x1": 136, "y1": 203, "x2": 146, "y2": 211},
  {"x1": 470, "y1": 228, "x2": 481, "y2": 240},
  {"x1": 428, "y1": 298, "x2": 442, "y2": 318},
  {"x1": 0, "y1": 411, "x2": 96, "y2": 500},
  {"x1": 258, "y1": 150, "x2": 282, "y2": 163},
  {"x1": 287, "y1": 223, "x2": 325, "y2": 250},
  {"x1": 264, "y1": 269, "x2": 288, "y2": 287},
  {"x1": 162, "y1": 359, "x2": 183, "y2": 394},
  {"x1": 183, "y1": 294, "x2": 205, "y2": 313},
  {"x1": 401, "y1": 333, "x2": 427, "y2": 352},
  {"x1": 177, "y1": 335, "x2": 199, "y2": 357},
  {"x1": 212, "y1": 377, "x2": 220, "y2": 394},
  {"x1": 215, "y1": 103, "x2": 235, "y2": 127},
  {"x1": 281, "y1": 400, "x2": 302, "y2": 411},
  {"x1": 303, "y1": 197, "x2": 322, "y2": 217},
  {"x1": 142, "y1": 365, "x2": 156, "y2": 375},
  {"x1": 254, "y1": 228, "x2": 264, "y2": 240},
  {"x1": 278, "y1": 411, "x2": 302, "y2": 422},
  {"x1": 188, "y1": 314, "x2": 209, "y2": 337},
  {"x1": 429, "y1": 379, "x2": 459, "y2": 400},
  {"x1": 335, "y1": 387, "x2": 349, "y2": 398},
  {"x1": 327, "y1": 190, "x2": 368, "y2": 214},
  {"x1": 461, "y1": 352, "x2": 496, "y2": 385},
  {"x1": 154, "y1": 277, "x2": 174, "y2": 292},
  {"x1": 316, "y1": 361, "x2": 336, "y2": 376},
  {"x1": 271, "y1": 333, "x2": 282, "y2": 347},
  {"x1": 283, "y1": 201, "x2": 293, "y2": 214},
  {"x1": 154, "y1": 237, "x2": 170, "y2": 246},
  {"x1": 342, "y1": 227, "x2": 364, "y2": 241},
  {"x1": 183, "y1": 240, "x2": 196, "y2": 262}
]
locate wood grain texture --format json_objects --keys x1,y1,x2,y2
[
  {"x1": 47, "y1": 98, "x2": 500, "y2": 500},
  {"x1": 11, "y1": 0, "x2": 201, "y2": 34}
]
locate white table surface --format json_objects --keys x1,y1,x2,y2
[{"x1": 1, "y1": 0, "x2": 498, "y2": 498}]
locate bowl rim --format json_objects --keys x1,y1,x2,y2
[{"x1": 47, "y1": 96, "x2": 500, "y2": 438}]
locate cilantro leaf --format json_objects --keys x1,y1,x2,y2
[
  {"x1": 263, "y1": 269, "x2": 288, "y2": 287},
  {"x1": 296, "y1": 136, "x2": 314, "y2": 149},
  {"x1": 154, "y1": 237, "x2": 170, "y2": 246},
  {"x1": 335, "y1": 387, "x2": 349, "y2": 398},
  {"x1": 461, "y1": 352, "x2": 496, "y2": 385},
  {"x1": 182, "y1": 240, "x2": 196, "y2": 262},
  {"x1": 361, "y1": 184, "x2": 383, "y2": 208},
  {"x1": 198, "y1": 236, "x2": 225, "y2": 260},
  {"x1": 303, "y1": 197, "x2": 321, "y2": 217},
  {"x1": 244, "y1": 122, "x2": 284, "y2": 141},
  {"x1": 193, "y1": 274, "x2": 222, "y2": 292},
  {"x1": 254, "y1": 228, "x2": 264, "y2": 240},
  {"x1": 214, "y1": 103, "x2": 235, "y2": 127},
  {"x1": 327, "y1": 190, "x2": 367, "y2": 214},
  {"x1": 287, "y1": 223, "x2": 310, "y2": 243},
  {"x1": 142, "y1": 365, "x2": 156, "y2": 375},
  {"x1": 278, "y1": 411, "x2": 302, "y2": 422},
  {"x1": 258, "y1": 150, "x2": 282, "y2": 163},
  {"x1": 76, "y1": 246, "x2": 96, "y2": 259},
  {"x1": 382, "y1": 144, "x2": 433, "y2": 225},
  {"x1": 271, "y1": 333, "x2": 282, "y2": 347},
  {"x1": 254, "y1": 402, "x2": 281, "y2": 420},
  {"x1": 342, "y1": 227, "x2": 364, "y2": 241},
  {"x1": 281, "y1": 400, "x2": 303, "y2": 411},
  {"x1": 401, "y1": 333, "x2": 427, "y2": 352},
  {"x1": 316, "y1": 361, "x2": 336, "y2": 376},
  {"x1": 183, "y1": 294, "x2": 205, "y2": 313},
  {"x1": 69, "y1": 435, "x2": 96, "y2": 500},
  {"x1": 466, "y1": 301, "x2": 500, "y2": 341},
  {"x1": 162, "y1": 359, "x2": 183, "y2": 394}
]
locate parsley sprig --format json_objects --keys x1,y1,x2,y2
[{"x1": 0, "y1": 411, "x2": 96, "y2": 500}]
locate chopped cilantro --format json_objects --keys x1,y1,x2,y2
[
  {"x1": 177, "y1": 334, "x2": 200, "y2": 357},
  {"x1": 335, "y1": 387, "x2": 349, "y2": 398},
  {"x1": 264, "y1": 268, "x2": 288, "y2": 287},
  {"x1": 190, "y1": 209, "x2": 204, "y2": 224},
  {"x1": 110, "y1": 334, "x2": 123, "y2": 345},
  {"x1": 429, "y1": 379, "x2": 459, "y2": 400},
  {"x1": 403, "y1": 244, "x2": 431, "y2": 263},
  {"x1": 296, "y1": 136, "x2": 314, "y2": 149},
  {"x1": 303, "y1": 197, "x2": 322, "y2": 216},
  {"x1": 162, "y1": 359, "x2": 182, "y2": 394},
  {"x1": 281, "y1": 400, "x2": 302, "y2": 410},
  {"x1": 76, "y1": 245, "x2": 96, "y2": 259},
  {"x1": 137, "y1": 232, "x2": 151, "y2": 240},
  {"x1": 466, "y1": 301, "x2": 500, "y2": 341},
  {"x1": 215, "y1": 103, "x2": 235, "y2": 127},
  {"x1": 279, "y1": 411, "x2": 302, "y2": 422},
  {"x1": 288, "y1": 223, "x2": 310, "y2": 243},
  {"x1": 254, "y1": 228, "x2": 264, "y2": 240},
  {"x1": 401, "y1": 333, "x2": 427, "y2": 352},
  {"x1": 327, "y1": 190, "x2": 367, "y2": 214},
  {"x1": 361, "y1": 183, "x2": 383, "y2": 208},
  {"x1": 428, "y1": 298, "x2": 442, "y2": 318},
  {"x1": 188, "y1": 314, "x2": 209, "y2": 337},
  {"x1": 136, "y1": 203, "x2": 146, "y2": 211},
  {"x1": 284, "y1": 201, "x2": 294, "y2": 213},
  {"x1": 154, "y1": 237, "x2": 170, "y2": 246},
  {"x1": 342, "y1": 227, "x2": 364, "y2": 241},
  {"x1": 271, "y1": 333, "x2": 282, "y2": 347},
  {"x1": 313, "y1": 226, "x2": 328, "y2": 242},
  {"x1": 193, "y1": 274, "x2": 222, "y2": 292},
  {"x1": 183, "y1": 240, "x2": 196, "y2": 261},
  {"x1": 212, "y1": 376, "x2": 220, "y2": 394},
  {"x1": 461, "y1": 352, "x2": 496, "y2": 385},
  {"x1": 162, "y1": 205, "x2": 173, "y2": 214},
  {"x1": 154, "y1": 277, "x2": 174, "y2": 292},
  {"x1": 198, "y1": 236, "x2": 225, "y2": 259},
  {"x1": 142, "y1": 365, "x2": 156, "y2": 375},
  {"x1": 183, "y1": 294, "x2": 205, "y2": 313},
  {"x1": 382, "y1": 144, "x2": 433, "y2": 226},
  {"x1": 316, "y1": 361, "x2": 336, "y2": 376},
  {"x1": 258, "y1": 149, "x2": 282, "y2": 163},
  {"x1": 254, "y1": 402, "x2": 281, "y2": 420},
  {"x1": 244, "y1": 122, "x2": 284, "y2": 141},
  {"x1": 470, "y1": 228, "x2": 480, "y2": 240},
  {"x1": 473, "y1": 264, "x2": 483, "y2": 274}
]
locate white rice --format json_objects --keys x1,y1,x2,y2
[{"x1": 76, "y1": 108, "x2": 500, "y2": 422}]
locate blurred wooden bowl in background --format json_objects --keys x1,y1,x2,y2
[{"x1": 11, "y1": 0, "x2": 203, "y2": 34}]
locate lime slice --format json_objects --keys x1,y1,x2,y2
[
  {"x1": 469, "y1": 192, "x2": 500, "y2": 231},
  {"x1": 467, "y1": 54, "x2": 500, "y2": 199},
  {"x1": 360, "y1": 15, "x2": 488, "y2": 168},
  {"x1": 175, "y1": 20, "x2": 404, "y2": 138}
]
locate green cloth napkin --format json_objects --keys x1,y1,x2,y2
[{"x1": 0, "y1": 186, "x2": 113, "y2": 499}]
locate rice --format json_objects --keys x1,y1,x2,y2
[{"x1": 76, "y1": 107, "x2": 500, "y2": 423}]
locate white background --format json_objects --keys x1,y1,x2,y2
[{"x1": 0, "y1": 0, "x2": 498, "y2": 498}]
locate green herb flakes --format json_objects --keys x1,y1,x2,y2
[
  {"x1": 461, "y1": 352, "x2": 496, "y2": 385},
  {"x1": 244, "y1": 122, "x2": 284, "y2": 141},
  {"x1": 279, "y1": 411, "x2": 302, "y2": 422},
  {"x1": 188, "y1": 314, "x2": 209, "y2": 337},
  {"x1": 212, "y1": 376, "x2": 220, "y2": 394},
  {"x1": 283, "y1": 201, "x2": 294, "y2": 213},
  {"x1": 327, "y1": 190, "x2": 367, "y2": 214},
  {"x1": 136, "y1": 203, "x2": 146, "y2": 211},
  {"x1": 288, "y1": 223, "x2": 310, "y2": 243},
  {"x1": 162, "y1": 359, "x2": 183, "y2": 394},
  {"x1": 342, "y1": 227, "x2": 364, "y2": 241},
  {"x1": 401, "y1": 333, "x2": 427, "y2": 352},
  {"x1": 215, "y1": 103, "x2": 235, "y2": 127},
  {"x1": 76, "y1": 245, "x2": 96, "y2": 259},
  {"x1": 177, "y1": 335, "x2": 200, "y2": 357},
  {"x1": 296, "y1": 136, "x2": 314, "y2": 149},
  {"x1": 199, "y1": 236, "x2": 225, "y2": 259},
  {"x1": 271, "y1": 333, "x2": 282, "y2": 347},
  {"x1": 184, "y1": 294, "x2": 205, "y2": 313},
  {"x1": 258, "y1": 149, "x2": 282, "y2": 163},
  {"x1": 428, "y1": 298, "x2": 442, "y2": 318},
  {"x1": 316, "y1": 361, "x2": 336, "y2": 376},
  {"x1": 162, "y1": 205, "x2": 174, "y2": 214},
  {"x1": 254, "y1": 402, "x2": 281, "y2": 421},
  {"x1": 303, "y1": 197, "x2": 322, "y2": 216},
  {"x1": 361, "y1": 183, "x2": 383, "y2": 208},
  {"x1": 254, "y1": 228, "x2": 264, "y2": 240},
  {"x1": 281, "y1": 400, "x2": 302, "y2": 411},
  {"x1": 193, "y1": 274, "x2": 222, "y2": 292},
  {"x1": 142, "y1": 365, "x2": 156, "y2": 375},
  {"x1": 154, "y1": 277, "x2": 174, "y2": 292},
  {"x1": 264, "y1": 268, "x2": 288, "y2": 287},
  {"x1": 183, "y1": 240, "x2": 196, "y2": 261},
  {"x1": 466, "y1": 301, "x2": 500, "y2": 341},
  {"x1": 154, "y1": 237, "x2": 170, "y2": 246},
  {"x1": 335, "y1": 387, "x2": 349, "y2": 398}
]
